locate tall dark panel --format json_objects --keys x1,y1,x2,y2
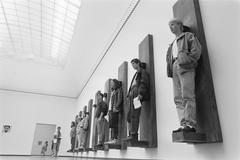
[
  {"x1": 104, "y1": 79, "x2": 112, "y2": 106},
  {"x1": 118, "y1": 62, "x2": 128, "y2": 140},
  {"x1": 139, "y1": 34, "x2": 158, "y2": 147},
  {"x1": 86, "y1": 99, "x2": 93, "y2": 149},
  {"x1": 173, "y1": 0, "x2": 222, "y2": 143},
  {"x1": 104, "y1": 79, "x2": 111, "y2": 141},
  {"x1": 91, "y1": 92, "x2": 99, "y2": 149}
]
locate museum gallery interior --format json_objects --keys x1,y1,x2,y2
[{"x1": 0, "y1": 0, "x2": 239, "y2": 160}]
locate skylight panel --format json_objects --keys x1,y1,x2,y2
[{"x1": 0, "y1": 0, "x2": 81, "y2": 67}]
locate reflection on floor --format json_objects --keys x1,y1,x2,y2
[{"x1": 0, "y1": 156, "x2": 118, "y2": 160}]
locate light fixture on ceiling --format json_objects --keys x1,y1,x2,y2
[{"x1": 0, "y1": 0, "x2": 81, "y2": 67}]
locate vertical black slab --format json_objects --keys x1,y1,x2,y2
[
  {"x1": 139, "y1": 34, "x2": 158, "y2": 147},
  {"x1": 91, "y1": 92, "x2": 99, "y2": 150},
  {"x1": 104, "y1": 79, "x2": 112, "y2": 106},
  {"x1": 104, "y1": 79, "x2": 111, "y2": 142},
  {"x1": 86, "y1": 99, "x2": 93, "y2": 150},
  {"x1": 118, "y1": 62, "x2": 128, "y2": 142},
  {"x1": 173, "y1": 0, "x2": 222, "y2": 143}
]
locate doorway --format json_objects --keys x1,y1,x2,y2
[{"x1": 31, "y1": 123, "x2": 56, "y2": 155}]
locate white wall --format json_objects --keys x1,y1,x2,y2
[
  {"x1": 76, "y1": 0, "x2": 240, "y2": 159},
  {"x1": 0, "y1": 90, "x2": 77, "y2": 156}
]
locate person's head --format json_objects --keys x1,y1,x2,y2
[
  {"x1": 71, "y1": 121, "x2": 75, "y2": 127},
  {"x1": 96, "y1": 91, "x2": 104, "y2": 102},
  {"x1": 77, "y1": 117, "x2": 81, "y2": 123},
  {"x1": 57, "y1": 126, "x2": 61, "y2": 131},
  {"x1": 79, "y1": 111, "x2": 82, "y2": 118},
  {"x1": 75, "y1": 115, "x2": 79, "y2": 121},
  {"x1": 131, "y1": 58, "x2": 141, "y2": 71},
  {"x1": 45, "y1": 141, "x2": 48, "y2": 144},
  {"x1": 54, "y1": 134, "x2": 57, "y2": 138},
  {"x1": 168, "y1": 18, "x2": 183, "y2": 36},
  {"x1": 112, "y1": 79, "x2": 122, "y2": 90},
  {"x1": 82, "y1": 110, "x2": 86, "y2": 117},
  {"x1": 83, "y1": 105, "x2": 87, "y2": 117}
]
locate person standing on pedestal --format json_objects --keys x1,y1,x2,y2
[
  {"x1": 67, "y1": 121, "x2": 76, "y2": 152},
  {"x1": 107, "y1": 79, "x2": 123, "y2": 144},
  {"x1": 166, "y1": 18, "x2": 202, "y2": 132},
  {"x1": 95, "y1": 91, "x2": 109, "y2": 147},
  {"x1": 127, "y1": 58, "x2": 150, "y2": 141},
  {"x1": 52, "y1": 126, "x2": 61, "y2": 157},
  {"x1": 79, "y1": 107, "x2": 89, "y2": 150},
  {"x1": 75, "y1": 117, "x2": 82, "y2": 151}
]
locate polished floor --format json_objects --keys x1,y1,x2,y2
[{"x1": 0, "y1": 156, "x2": 122, "y2": 160}]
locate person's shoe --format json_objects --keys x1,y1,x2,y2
[
  {"x1": 107, "y1": 139, "x2": 118, "y2": 144},
  {"x1": 173, "y1": 127, "x2": 183, "y2": 133},
  {"x1": 78, "y1": 146, "x2": 84, "y2": 151},
  {"x1": 182, "y1": 126, "x2": 196, "y2": 132},
  {"x1": 124, "y1": 135, "x2": 133, "y2": 141},
  {"x1": 104, "y1": 140, "x2": 114, "y2": 144},
  {"x1": 96, "y1": 143, "x2": 103, "y2": 147},
  {"x1": 95, "y1": 143, "x2": 104, "y2": 150},
  {"x1": 74, "y1": 148, "x2": 79, "y2": 152},
  {"x1": 112, "y1": 139, "x2": 119, "y2": 144}
]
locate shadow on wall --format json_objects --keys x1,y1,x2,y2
[
  {"x1": 194, "y1": 143, "x2": 225, "y2": 159},
  {"x1": 143, "y1": 148, "x2": 159, "y2": 158}
]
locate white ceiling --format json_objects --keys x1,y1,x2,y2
[{"x1": 0, "y1": 0, "x2": 136, "y2": 98}]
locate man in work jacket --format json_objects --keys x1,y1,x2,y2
[{"x1": 166, "y1": 18, "x2": 202, "y2": 133}]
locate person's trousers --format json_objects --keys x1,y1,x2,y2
[
  {"x1": 96, "y1": 118, "x2": 109, "y2": 144},
  {"x1": 79, "y1": 128, "x2": 87, "y2": 147},
  {"x1": 56, "y1": 140, "x2": 61, "y2": 155},
  {"x1": 128, "y1": 107, "x2": 141, "y2": 135},
  {"x1": 71, "y1": 137, "x2": 75, "y2": 150},
  {"x1": 172, "y1": 61, "x2": 197, "y2": 127},
  {"x1": 127, "y1": 86, "x2": 142, "y2": 136},
  {"x1": 75, "y1": 133, "x2": 80, "y2": 149},
  {"x1": 111, "y1": 112, "x2": 119, "y2": 139},
  {"x1": 52, "y1": 143, "x2": 57, "y2": 156}
]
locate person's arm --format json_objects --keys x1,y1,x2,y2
[
  {"x1": 178, "y1": 32, "x2": 202, "y2": 67},
  {"x1": 98, "y1": 112, "x2": 104, "y2": 121},
  {"x1": 83, "y1": 116, "x2": 89, "y2": 130},
  {"x1": 114, "y1": 88, "x2": 123, "y2": 111},
  {"x1": 138, "y1": 70, "x2": 150, "y2": 100},
  {"x1": 187, "y1": 32, "x2": 202, "y2": 61}
]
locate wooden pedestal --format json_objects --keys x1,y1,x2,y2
[{"x1": 172, "y1": 131, "x2": 207, "y2": 144}]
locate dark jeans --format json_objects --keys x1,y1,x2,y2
[
  {"x1": 71, "y1": 137, "x2": 75, "y2": 150},
  {"x1": 55, "y1": 140, "x2": 61, "y2": 156},
  {"x1": 128, "y1": 107, "x2": 141, "y2": 135},
  {"x1": 96, "y1": 118, "x2": 109, "y2": 144},
  {"x1": 127, "y1": 86, "x2": 142, "y2": 135},
  {"x1": 111, "y1": 112, "x2": 119, "y2": 139}
]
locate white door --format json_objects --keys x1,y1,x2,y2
[{"x1": 31, "y1": 123, "x2": 56, "y2": 155}]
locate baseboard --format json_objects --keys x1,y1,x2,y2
[
  {"x1": 0, "y1": 154, "x2": 31, "y2": 156},
  {"x1": 0, "y1": 154, "x2": 155, "y2": 160}
]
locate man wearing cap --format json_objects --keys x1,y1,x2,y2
[
  {"x1": 166, "y1": 18, "x2": 202, "y2": 132},
  {"x1": 95, "y1": 91, "x2": 109, "y2": 147}
]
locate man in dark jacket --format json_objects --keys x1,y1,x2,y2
[
  {"x1": 107, "y1": 79, "x2": 123, "y2": 144},
  {"x1": 166, "y1": 18, "x2": 202, "y2": 132},
  {"x1": 127, "y1": 58, "x2": 150, "y2": 141}
]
